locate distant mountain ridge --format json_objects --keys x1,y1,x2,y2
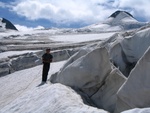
[
  {"x1": 82, "y1": 10, "x2": 148, "y2": 32},
  {"x1": 0, "y1": 18, "x2": 18, "y2": 31},
  {"x1": 0, "y1": 10, "x2": 149, "y2": 33}
]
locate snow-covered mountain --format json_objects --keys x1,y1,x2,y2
[
  {"x1": 0, "y1": 18, "x2": 18, "y2": 32},
  {"x1": 0, "y1": 11, "x2": 148, "y2": 33},
  {"x1": 82, "y1": 10, "x2": 148, "y2": 32}
]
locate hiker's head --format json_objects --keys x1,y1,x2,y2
[{"x1": 46, "y1": 48, "x2": 51, "y2": 53}]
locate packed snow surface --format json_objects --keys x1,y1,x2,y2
[
  {"x1": 50, "y1": 33, "x2": 115, "y2": 42},
  {"x1": 0, "y1": 61, "x2": 66, "y2": 109},
  {"x1": 0, "y1": 60, "x2": 108, "y2": 113}
]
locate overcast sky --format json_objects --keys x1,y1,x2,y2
[{"x1": 0, "y1": 0, "x2": 150, "y2": 31}]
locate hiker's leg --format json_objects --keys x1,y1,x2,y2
[
  {"x1": 42, "y1": 63, "x2": 50, "y2": 82},
  {"x1": 42, "y1": 64, "x2": 47, "y2": 82}
]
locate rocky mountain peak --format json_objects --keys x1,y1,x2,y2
[
  {"x1": 0, "y1": 18, "x2": 18, "y2": 31},
  {"x1": 109, "y1": 10, "x2": 134, "y2": 18}
]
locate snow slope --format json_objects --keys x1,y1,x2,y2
[
  {"x1": 0, "y1": 50, "x2": 41, "y2": 59},
  {"x1": 50, "y1": 32, "x2": 114, "y2": 42},
  {"x1": 0, "y1": 26, "x2": 116, "y2": 113},
  {"x1": 1, "y1": 83, "x2": 108, "y2": 113},
  {"x1": 0, "y1": 60, "x2": 108, "y2": 113},
  {"x1": 83, "y1": 11, "x2": 147, "y2": 32},
  {"x1": 0, "y1": 29, "x2": 116, "y2": 52},
  {"x1": 0, "y1": 29, "x2": 115, "y2": 42},
  {"x1": 0, "y1": 61, "x2": 65, "y2": 109}
]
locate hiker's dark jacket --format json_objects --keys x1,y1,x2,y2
[{"x1": 42, "y1": 53, "x2": 53, "y2": 64}]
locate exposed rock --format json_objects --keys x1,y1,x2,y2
[
  {"x1": 115, "y1": 46, "x2": 150, "y2": 113},
  {"x1": 109, "y1": 10, "x2": 134, "y2": 18},
  {"x1": 1, "y1": 18, "x2": 18, "y2": 31}
]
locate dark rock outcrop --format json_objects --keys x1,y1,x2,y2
[
  {"x1": 1, "y1": 18, "x2": 18, "y2": 31},
  {"x1": 109, "y1": 10, "x2": 134, "y2": 18}
]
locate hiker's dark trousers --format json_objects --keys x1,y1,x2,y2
[{"x1": 42, "y1": 63, "x2": 50, "y2": 82}]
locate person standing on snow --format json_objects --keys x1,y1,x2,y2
[{"x1": 42, "y1": 48, "x2": 53, "y2": 83}]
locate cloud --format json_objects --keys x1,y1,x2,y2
[
  {"x1": 0, "y1": 2, "x2": 5, "y2": 8},
  {"x1": 0, "y1": 2, "x2": 9, "y2": 8},
  {"x1": 11, "y1": 0, "x2": 115, "y2": 25},
  {"x1": 9, "y1": 0, "x2": 150, "y2": 27},
  {"x1": 113, "y1": 0, "x2": 150, "y2": 21},
  {"x1": 15, "y1": 24, "x2": 44, "y2": 31}
]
